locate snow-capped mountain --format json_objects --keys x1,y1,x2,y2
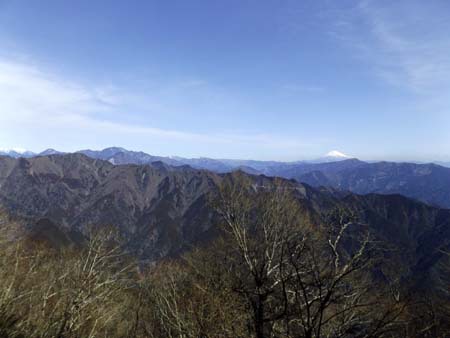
[
  {"x1": 0, "y1": 148, "x2": 36, "y2": 158},
  {"x1": 325, "y1": 150, "x2": 350, "y2": 159},
  {"x1": 0, "y1": 148, "x2": 66, "y2": 158},
  {"x1": 309, "y1": 150, "x2": 352, "y2": 163}
]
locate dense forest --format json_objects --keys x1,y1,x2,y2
[{"x1": 0, "y1": 178, "x2": 449, "y2": 338}]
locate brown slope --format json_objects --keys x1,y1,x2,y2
[{"x1": 0, "y1": 153, "x2": 449, "y2": 290}]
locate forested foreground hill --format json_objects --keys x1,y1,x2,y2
[
  {"x1": 0, "y1": 154, "x2": 449, "y2": 279},
  {"x1": 0, "y1": 154, "x2": 450, "y2": 337}
]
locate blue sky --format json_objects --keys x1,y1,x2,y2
[{"x1": 0, "y1": 0, "x2": 449, "y2": 161}]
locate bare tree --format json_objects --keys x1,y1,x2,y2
[
  {"x1": 50, "y1": 227, "x2": 135, "y2": 338},
  {"x1": 278, "y1": 208, "x2": 406, "y2": 338},
  {"x1": 215, "y1": 177, "x2": 406, "y2": 338},
  {"x1": 140, "y1": 249, "x2": 248, "y2": 338},
  {"x1": 215, "y1": 175, "x2": 312, "y2": 338},
  {"x1": 0, "y1": 221, "x2": 136, "y2": 338}
]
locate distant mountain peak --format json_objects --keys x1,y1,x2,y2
[
  {"x1": 0, "y1": 147, "x2": 29, "y2": 154},
  {"x1": 39, "y1": 148, "x2": 64, "y2": 156},
  {"x1": 102, "y1": 146, "x2": 127, "y2": 152},
  {"x1": 0, "y1": 148, "x2": 36, "y2": 158},
  {"x1": 325, "y1": 150, "x2": 350, "y2": 158}
]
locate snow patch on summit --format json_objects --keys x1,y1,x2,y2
[
  {"x1": 0, "y1": 148, "x2": 28, "y2": 154},
  {"x1": 325, "y1": 150, "x2": 350, "y2": 158}
]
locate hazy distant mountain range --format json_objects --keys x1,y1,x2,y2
[
  {"x1": 0, "y1": 147, "x2": 353, "y2": 167},
  {"x1": 436, "y1": 161, "x2": 450, "y2": 168},
  {"x1": 2, "y1": 147, "x2": 450, "y2": 208},
  {"x1": 0, "y1": 148, "x2": 37, "y2": 158}
]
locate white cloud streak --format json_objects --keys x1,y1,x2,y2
[
  {"x1": 0, "y1": 58, "x2": 310, "y2": 157},
  {"x1": 333, "y1": 0, "x2": 450, "y2": 97},
  {"x1": 359, "y1": 1, "x2": 450, "y2": 94}
]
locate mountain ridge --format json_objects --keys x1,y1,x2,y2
[
  {"x1": 0, "y1": 153, "x2": 449, "y2": 288},
  {"x1": 2, "y1": 147, "x2": 450, "y2": 208}
]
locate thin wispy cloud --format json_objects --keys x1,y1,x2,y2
[
  {"x1": 331, "y1": 0, "x2": 450, "y2": 96},
  {"x1": 0, "y1": 57, "x2": 311, "y2": 157},
  {"x1": 360, "y1": 1, "x2": 450, "y2": 94},
  {"x1": 1, "y1": 0, "x2": 447, "y2": 161}
]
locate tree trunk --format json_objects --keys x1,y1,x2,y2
[{"x1": 254, "y1": 296, "x2": 265, "y2": 338}]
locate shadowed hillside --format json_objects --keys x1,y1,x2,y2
[{"x1": 1, "y1": 154, "x2": 449, "y2": 285}]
